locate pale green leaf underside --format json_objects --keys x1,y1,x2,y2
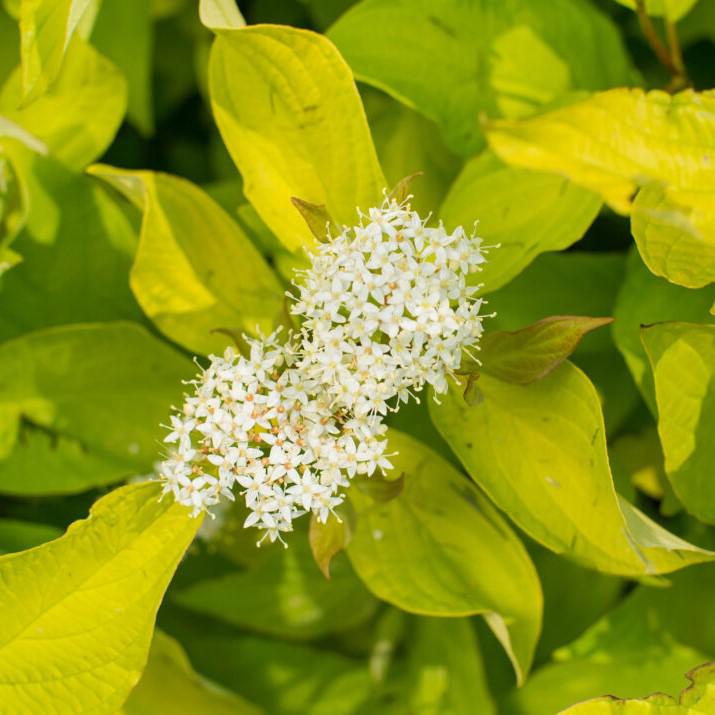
[
  {"x1": 430, "y1": 362, "x2": 714, "y2": 576},
  {"x1": 611, "y1": 0, "x2": 698, "y2": 21},
  {"x1": 0, "y1": 482, "x2": 201, "y2": 714},
  {"x1": 347, "y1": 429, "x2": 542, "y2": 685}
]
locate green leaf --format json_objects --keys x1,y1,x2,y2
[
  {"x1": 0, "y1": 517, "x2": 60, "y2": 554},
  {"x1": 329, "y1": 0, "x2": 634, "y2": 156},
  {"x1": 159, "y1": 620, "x2": 373, "y2": 715},
  {"x1": 0, "y1": 482, "x2": 200, "y2": 714},
  {"x1": 0, "y1": 322, "x2": 193, "y2": 494},
  {"x1": 429, "y1": 363, "x2": 714, "y2": 576},
  {"x1": 347, "y1": 429, "x2": 542, "y2": 685},
  {"x1": 509, "y1": 590, "x2": 710, "y2": 714},
  {"x1": 199, "y1": 0, "x2": 245, "y2": 30},
  {"x1": 18, "y1": 0, "x2": 98, "y2": 100},
  {"x1": 560, "y1": 665, "x2": 715, "y2": 713},
  {"x1": 0, "y1": 154, "x2": 143, "y2": 342},
  {"x1": 613, "y1": 250, "x2": 715, "y2": 413},
  {"x1": 88, "y1": 166, "x2": 283, "y2": 355},
  {"x1": 173, "y1": 537, "x2": 377, "y2": 640},
  {"x1": 527, "y1": 540, "x2": 622, "y2": 664},
  {"x1": 2, "y1": 37, "x2": 127, "y2": 169},
  {"x1": 486, "y1": 88, "x2": 715, "y2": 288},
  {"x1": 403, "y1": 618, "x2": 496, "y2": 715},
  {"x1": 209, "y1": 25, "x2": 385, "y2": 252},
  {"x1": 364, "y1": 89, "x2": 460, "y2": 217},
  {"x1": 611, "y1": 0, "x2": 698, "y2": 21},
  {"x1": 642, "y1": 322, "x2": 715, "y2": 524},
  {"x1": 479, "y1": 316, "x2": 613, "y2": 385},
  {"x1": 91, "y1": 0, "x2": 153, "y2": 135},
  {"x1": 119, "y1": 630, "x2": 261, "y2": 714},
  {"x1": 440, "y1": 151, "x2": 601, "y2": 291}
]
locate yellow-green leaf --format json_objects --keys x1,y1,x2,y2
[
  {"x1": 309, "y1": 511, "x2": 351, "y2": 579},
  {"x1": 429, "y1": 363, "x2": 714, "y2": 576},
  {"x1": 486, "y1": 88, "x2": 715, "y2": 287},
  {"x1": 0, "y1": 321, "x2": 193, "y2": 494},
  {"x1": 479, "y1": 315, "x2": 613, "y2": 385},
  {"x1": 1, "y1": 37, "x2": 127, "y2": 169},
  {"x1": 329, "y1": 0, "x2": 634, "y2": 156},
  {"x1": 440, "y1": 151, "x2": 601, "y2": 291},
  {"x1": 642, "y1": 322, "x2": 715, "y2": 524},
  {"x1": 88, "y1": 166, "x2": 283, "y2": 355},
  {"x1": 0, "y1": 482, "x2": 201, "y2": 714},
  {"x1": 347, "y1": 429, "x2": 542, "y2": 685},
  {"x1": 612, "y1": 250, "x2": 715, "y2": 413},
  {"x1": 199, "y1": 0, "x2": 245, "y2": 30},
  {"x1": 632, "y1": 181, "x2": 715, "y2": 289},
  {"x1": 209, "y1": 25, "x2": 385, "y2": 252},
  {"x1": 19, "y1": 0, "x2": 98, "y2": 100},
  {"x1": 560, "y1": 661, "x2": 715, "y2": 714},
  {"x1": 487, "y1": 88, "x2": 715, "y2": 213},
  {"x1": 118, "y1": 630, "x2": 261, "y2": 714}
]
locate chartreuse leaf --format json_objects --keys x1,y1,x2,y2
[
  {"x1": 88, "y1": 166, "x2": 283, "y2": 355},
  {"x1": 118, "y1": 630, "x2": 261, "y2": 715},
  {"x1": 18, "y1": 0, "x2": 99, "y2": 100},
  {"x1": 0, "y1": 152, "x2": 142, "y2": 342},
  {"x1": 91, "y1": 0, "x2": 153, "y2": 135},
  {"x1": 0, "y1": 482, "x2": 200, "y2": 714},
  {"x1": 0, "y1": 322, "x2": 193, "y2": 494},
  {"x1": 173, "y1": 536, "x2": 378, "y2": 640},
  {"x1": 347, "y1": 429, "x2": 542, "y2": 685},
  {"x1": 478, "y1": 316, "x2": 613, "y2": 385},
  {"x1": 613, "y1": 250, "x2": 715, "y2": 413},
  {"x1": 487, "y1": 88, "x2": 715, "y2": 288},
  {"x1": 487, "y1": 89, "x2": 714, "y2": 213},
  {"x1": 404, "y1": 618, "x2": 496, "y2": 715},
  {"x1": 0, "y1": 115, "x2": 46, "y2": 154},
  {"x1": 430, "y1": 363, "x2": 714, "y2": 576},
  {"x1": 1, "y1": 37, "x2": 127, "y2": 169},
  {"x1": 199, "y1": 0, "x2": 245, "y2": 30},
  {"x1": 508, "y1": 590, "x2": 710, "y2": 714},
  {"x1": 209, "y1": 25, "x2": 385, "y2": 252},
  {"x1": 328, "y1": 0, "x2": 633, "y2": 156},
  {"x1": 440, "y1": 151, "x2": 601, "y2": 290},
  {"x1": 642, "y1": 323, "x2": 715, "y2": 524},
  {"x1": 611, "y1": 0, "x2": 698, "y2": 21}
]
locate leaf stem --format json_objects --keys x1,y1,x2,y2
[{"x1": 635, "y1": 0, "x2": 689, "y2": 90}]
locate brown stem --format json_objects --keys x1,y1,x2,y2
[
  {"x1": 665, "y1": 18, "x2": 687, "y2": 77},
  {"x1": 635, "y1": 0, "x2": 683, "y2": 83}
]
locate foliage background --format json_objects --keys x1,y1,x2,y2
[{"x1": 0, "y1": 0, "x2": 715, "y2": 713}]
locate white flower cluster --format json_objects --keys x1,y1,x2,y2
[{"x1": 159, "y1": 196, "x2": 487, "y2": 546}]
